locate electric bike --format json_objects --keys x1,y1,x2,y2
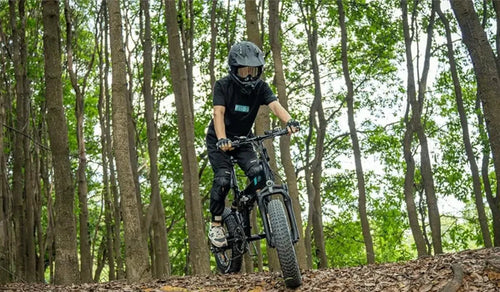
[{"x1": 210, "y1": 128, "x2": 302, "y2": 288}]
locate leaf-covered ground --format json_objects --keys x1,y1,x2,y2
[{"x1": 2, "y1": 247, "x2": 499, "y2": 291}]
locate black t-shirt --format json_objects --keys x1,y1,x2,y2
[{"x1": 208, "y1": 75, "x2": 277, "y2": 138}]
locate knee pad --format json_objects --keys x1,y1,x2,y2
[{"x1": 211, "y1": 171, "x2": 230, "y2": 202}]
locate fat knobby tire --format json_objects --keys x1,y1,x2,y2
[
  {"x1": 268, "y1": 199, "x2": 302, "y2": 288},
  {"x1": 214, "y1": 207, "x2": 243, "y2": 274}
]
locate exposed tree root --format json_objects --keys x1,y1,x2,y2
[{"x1": 441, "y1": 263, "x2": 464, "y2": 292}]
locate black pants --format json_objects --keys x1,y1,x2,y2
[{"x1": 206, "y1": 130, "x2": 260, "y2": 222}]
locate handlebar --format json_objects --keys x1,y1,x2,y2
[{"x1": 231, "y1": 128, "x2": 290, "y2": 148}]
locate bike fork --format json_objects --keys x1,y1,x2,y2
[{"x1": 257, "y1": 184, "x2": 300, "y2": 248}]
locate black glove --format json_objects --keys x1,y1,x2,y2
[
  {"x1": 286, "y1": 119, "x2": 300, "y2": 132},
  {"x1": 216, "y1": 138, "x2": 232, "y2": 150}
]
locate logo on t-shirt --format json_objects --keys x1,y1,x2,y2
[{"x1": 235, "y1": 104, "x2": 250, "y2": 113}]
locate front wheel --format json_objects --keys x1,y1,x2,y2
[
  {"x1": 268, "y1": 199, "x2": 302, "y2": 288},
  {"x1": 213, "y1": 208, "x2": 244, "y2": 274}
]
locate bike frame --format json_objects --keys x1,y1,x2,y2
[{"x1": 226, "y1": 129, "x2": 300, "y2": 249}]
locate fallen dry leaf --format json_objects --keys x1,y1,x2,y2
[{"x1": 1, "y1": 247, "x2": 499, "y2": 291}]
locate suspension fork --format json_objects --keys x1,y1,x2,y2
[{"x1": 257, "y1": 184, "x2": 300, "y2": 248}]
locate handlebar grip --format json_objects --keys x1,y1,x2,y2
[{"x1": 264, "y1": 128, "x2": 289, "y2": 136}]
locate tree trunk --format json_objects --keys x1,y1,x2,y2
[
  {"x1": 164, "y1": 0, "x2": 210, "y2": 275},
  {"x1": 244, "y1": 0, "x2": 279, "y2": 272},
  {"x1": 178, "y1": 0, "x2": 195, "y2": 107},
  {"x1": 97, "y1": 22, "x2": 117, "y2": 279},
  {"x1": 123, "y1": 10, "x2": 143, "y2": 232},
  {"x1": 209, "y1": 0, "x2": 217, "y2": 90},
  {"x1": 479, "y1": 110, "x2": 500, "y2": 245},
  {"x1": 141, "y1": 0, "x2": 171, "y2": 278},
  {"x1": 23, "y1": 144, "x2": 35, "y2": 282},
  {"x1": 493, "y1": 1, "x2": 500, "y2": 72},
  {"x1": 436, "y1": 0, "x2": 492, "y2": 248},
  {"x1": 450, "y1": 0, "x2": 500, "y2": 246},
  {"x1": 42, "y1": 0, "x2": 80, "y2": 284},
  {"x1": 33, "y1": 116, "x2": 45, "y2": 282},
  {"x1": 0, "y1": 55, "x2": 9, "y2": 284},
  {"x1": 298, "y1": 0, "x2": 328, "y2": 269},
  {"x1": 400, "y1": 0, "x2": 428, "y2": 257},
  {"x1": 97, "y1": 2, "x2": 119, "y2": 280},
  {"x1": 414, "y1": 5, "x2": 442, "y2": 255},
  {"x1": 337, "y1": 0, "x2": 375, "y2": 264},
  {"x1": 104, "y1": 2, "x2": 125, "y2": 278},
  {"x1": 268, "y1": 0, "x2": 308, "y2": 270},
  {"x1": 108, "y1": 0, "x2": 151, "y2": 282},
  {"x1": 9, "y1": 0, "x2": 27, "y2": 281},
  {"x1": 64, "y1": 0, "x2": 93, "y2": 281}
]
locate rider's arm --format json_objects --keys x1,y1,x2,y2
[
  {"x1": 268, "y1": 101, "x2": 300, "y2": 134},
  {"x1": 213, "y1": 105, "x2": 227, "y2": 139},
  {"x1": 268, "y1": 100, "x2": 292, "y2": 124},
  {"x1": 213, "y1": 105, "x2": 233, "y2": 151}
]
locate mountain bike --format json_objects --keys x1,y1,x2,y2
[{"x1": 210, "y1": 128, "x2": 302, "y2": 288}]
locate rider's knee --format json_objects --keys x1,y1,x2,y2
[{"x1": 212, "y1": 171, "x2": 230, "y2": 201}]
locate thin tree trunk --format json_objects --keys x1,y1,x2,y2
[
  {"x1": 478, "y1": 106, "x2": 500, "y2": 245},
  {"x1": 9, "y1": 0, "x2": 27, "y2": 280},
  {"x1": 492, "y1": 1, "x2": 500, "y2": 72},
  {"x1": 244, "y1": 0, "x2": 277, "y2": 272},
  {"x1": 42, "y1": 0, "x2": 80, "y2": 284},
  {"x1": 0, "y1": 55, "x2": 9, "y2": 284},
  {"x1": 102, "y1": 1, "x2": 125, "y2": 278},
  {"x1": 400, "y1": 0, "x2": 428, "y2": 257},
  {"x1": 209, "y1": 0, "x2": 217, "y2": 90},
  {"x1": 97, "y1": 1, "x2": 116, "y2": 280},
  {"x1": 39, "y1": 126, "x2": 54, "y2": 282},
  {"x1": 98, "y1": 69, "x2": 116, "y2": 281},
  {"x1": 268, "y1": 0, "x2": 308, "y2": 270},
  {"x1": 304, "y1": 178, "x2": 313, "y2": 268},
  {"x1": 93, "y1": 239, "x2": 106, "y2": 281},
  {"x1": 64, "y1": 0, "x2": 94, "y2": 281},
  {"x1": 414, "y1": 4, "x2": 442, "y2": 255},
  {"x1": 141, "y1": 0, "x2": 170, "y2": 278},
  {"x1": 178, "y1": 0, "x2": 194, "y2": 107},
  {"x1": 108, "y1": 0, "x2": 151, "y2": 282},
  {"x1": 436, "y1": 0, "x2": 492, "y2": 248},
  {"x1": 164, "y1": 0, "x2": 210, "y2": 275},
  {"x1": 337, "y1": 0, "x2": 375, "y2": 264},
  {"x1": 450, "y1": 0, "x2": 500, "y2": 247},
  {"x1": 122, "y1": 6, "x2": 143, "y2": 230},
  {"x1": 24, "y1": 139, "x2": 35, "y2": 282},
  {"x1": 298, "y1": 0, "x2": 328, "y2": 269},
  {"x1": 32, "y1": 118, "x2": 45, "y2": 282},
  {"x1": 44, "y1": 183, "x2": 56, "y2": 283},
  {"x1": 476, "y1": 93, "x2": 500, "y2": 245}
]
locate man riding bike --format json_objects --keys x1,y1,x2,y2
[{"x1": 205, "y1": 40, "x2": 300, "y2": 247}]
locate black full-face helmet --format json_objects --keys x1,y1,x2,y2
[{"x1": 228, "y1": 41, "x2": 265, "y2": 92}]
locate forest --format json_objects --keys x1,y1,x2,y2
[{"x1": 1, "y1": 0, "x2": 500, "y2": 287}]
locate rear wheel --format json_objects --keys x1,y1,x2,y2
[
  {"x1": 268, "y1": 199, "x2": 302, "y2": 288},
  {"x1": 213, "y1": 208, "x2": 244, "y2": 273}
]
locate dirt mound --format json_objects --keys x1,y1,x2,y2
[{"x1": 2, "y1": 247, "x2": 499, "y2": 291}]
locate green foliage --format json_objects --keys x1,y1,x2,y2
[
  {"x1": 322, "y1": 172, "x2": 368, "y2": 267},
  {"x1": 371, "y1": 191, "x2": 413, "y2": 262}
]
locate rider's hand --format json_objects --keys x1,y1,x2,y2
[
  {"x1": 216, "y1": 138, "x2": 233, "y2": 152},
  {"x1": 286, "y1": 119, "x2": 300, "y2": 135}
]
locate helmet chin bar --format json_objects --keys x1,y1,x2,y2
[
  {"x1": 239, "y1": 74, "x2": 259, "y2": 82},
  {"x1": 229, "y1": 71, "x2": 259, "y2": 95}
]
